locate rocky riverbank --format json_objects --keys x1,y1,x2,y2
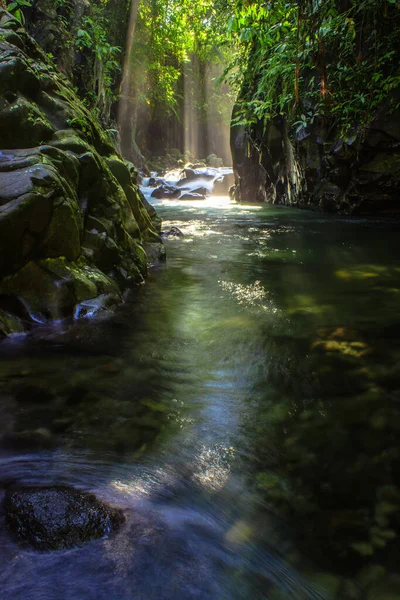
[{"x1": 0, "y1": 9, "x2": 163, "y2": 338}]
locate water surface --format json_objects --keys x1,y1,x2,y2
[{"x1": 1, "y1": 195, "x2": 400, "y2": 599}]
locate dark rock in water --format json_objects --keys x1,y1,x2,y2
[
  {"x1": 151, "y1": 184, "x2": 180, "y2": 199},
  {"x1": 0, "y1": 308, "x2": 25, "y2": 338},
  {"x1": 161, "y1": 227, "x2": 184, "y2": 238},
  {"x1": 143, "y1": 241, "x2": 166, "y2": 263},
  {"x1": 212, "y1": 173, "x2": 235, "y2": 195},
  {"x1": 176, "y1": 168, "x2": 215, "y2": 188},
  {"x1": 4, "y1": 486, "x2": 124, "y2": 550},
  {"x1": 148, "y1": 177, "x2": 164, "y2": 187},
  {"x1": 191, "y1": 186, "x2": 209, "y2": 196},
  {"x1": 179, "y1": 192, "x2": 206, "y2": 201},
  {"x1": 180, "y1": 167, "x2": 196, "y2": 180},
  {"x1": 74, "y1": 293, "x2": 120, "y2": 319},
  {"x1": 0, "y1": 258, "x2": 121, "y2": 324}
]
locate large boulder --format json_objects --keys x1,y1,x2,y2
[
  {"x1": 0, "y1": 10, "x2": 162, "y2": 336},
  {"x1": 4, "y1": 486, "x2": 124, "y2": 550},
  {"x1": 151, "y1": 184, "x2": 180, "y2": 199}
]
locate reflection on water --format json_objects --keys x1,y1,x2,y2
[{"x1": 1, "y1": 195, "x2": 400, "y2": 598}]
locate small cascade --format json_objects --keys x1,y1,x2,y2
[{"x1": 141, "y1": 166, "x2": 235, "y2": 201}]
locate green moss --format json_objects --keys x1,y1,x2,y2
[
  {"x1": 42, "y1": 198, "x2": 82, "y2": 261},
  {"x1": 0, "y1": 96, "x2": 55, "y2": 148},
  {"x1": 0, "y1": 21, "x2": 163, "y2": 333},
  {"x1": 50, "y1": 129, "x2": 91, "y2": 154},
  {"x1": 256, "y1": 472, "x2": 280, "y2": 490},
  {"x1": 40, "y1": 257, "x2": 98, "y2": 303},
  {"x1": 0, "y1": 309, "x2": 25, "y2": 337},
  {"x1": 105, "y1": 155, "x2": 131, "y2": 188},
  {"x1": 351, "y1": 542, "x2": 374, "y2": 556},
  {"x1": 360, "y1": 154, "x2": 400, "y2": 175}
]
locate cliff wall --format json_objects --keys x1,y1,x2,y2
[{"x1": 0, "y1": 9, "x2": 162, "y2": 337}]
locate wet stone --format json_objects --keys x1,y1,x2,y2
[
  {"x1": 151, "y1": 184, "x2": 180, "y2": 199},
  {"x1": 179, "y1": 192, "x2": 206, "y2": 201},
  {"x1": 4, "y1": 486, "x2": 124, "y2": 550},
  {"x1": 161, "y1": 226, "x2": 184, "y2": 238}
]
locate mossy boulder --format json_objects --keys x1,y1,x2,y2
[
  {"x1": 0, "y1": 308, "x2": 25, "y2": 338},
  {"x1": 0, "y1": 10, "x2": 163, "y2": 335},
  {"x1": 0, "y1": 257, "x2": 122, "y2": 324}
]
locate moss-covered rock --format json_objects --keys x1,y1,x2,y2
[
  {"x1": 0, "y1": 9, "x2": 162, "y2": 335},
  {"x1": 231, "y1": 92, "x2": 400, "y2": 214},
  {"x1": 0, "y1": 308, "x2": 25, "y2": 338}
]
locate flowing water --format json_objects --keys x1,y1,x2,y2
[{"x1": 1, "y1": 195, "x2": 400, "y2": 599}]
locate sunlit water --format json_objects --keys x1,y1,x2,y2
[{"x1": 1, "y1": 195, "x2": 400, "y2": 599}]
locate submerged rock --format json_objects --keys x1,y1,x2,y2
[
  {"x1": 148, "y1": 176, "x2": 164, "y2": 187},
  {"x1": 4, "y1": 486, "x2": 124, "y2": 550}
]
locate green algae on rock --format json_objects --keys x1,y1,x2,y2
[{"x1": 0, "y1": 9, "x2": 163, "y2": 337}]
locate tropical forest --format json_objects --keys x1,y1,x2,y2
[{"x1": 0, "y1": 0, "x2": 400, "y2": 598}]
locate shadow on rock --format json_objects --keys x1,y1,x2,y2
[{"x1": 4, "y1": 486, "x2": 124, "y2": 550}]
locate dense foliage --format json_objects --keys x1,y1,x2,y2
[
  {"x1": 115, "y1": 0, "x2": 400, "y2": 156},
  {"x1": 5, "y1": 0, "x2": 399, "y2": 154},
  {"x1": 5, "y1": 0, "x2": 130, "y2": 122},
  {"x1": 226, "y1": 0, "x2": 400, "y2": 137}
]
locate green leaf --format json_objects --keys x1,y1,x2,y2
[{"x1": 13, "y1": 8, "x2": 24, "y2": 24}]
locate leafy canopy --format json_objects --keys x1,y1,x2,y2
[{"x1": 225, "y1": 0, "x2": 400, "y2": 136}]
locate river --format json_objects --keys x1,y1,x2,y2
[{"x1": 0, "y1": 194, "x2": 400, "y2": 599}]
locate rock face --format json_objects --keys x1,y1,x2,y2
[
  {"x1": 230, "y1": 96, "x2": 400, "y2": 214},
  {"x1": 0, "y1": 10, "x2": 162, "y2": 337},
  {"x1": 4, "y1": 486, "x2": 124, "y2": 550}
]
